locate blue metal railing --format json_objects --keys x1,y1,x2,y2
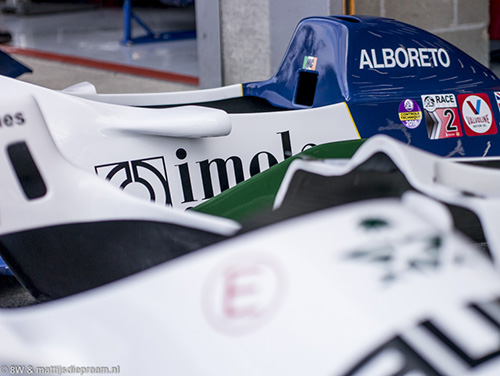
[{"x1": 121, "y1": 0, "x2": 196, "y2": 45}]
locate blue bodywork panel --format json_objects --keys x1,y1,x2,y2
[
  {"x1": 243, "y1": 15, "x2": 500, "y2": 158},
  {"x1": 0, "y1": 49, "x2": 32, "y2": 78},
  {"x1": 0, "y1": 258, "x2": 12, "y2": 276}
]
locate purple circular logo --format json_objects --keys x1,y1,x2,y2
[{"x1": 399, "y1": 99, "x2": 422, "y2": 129}]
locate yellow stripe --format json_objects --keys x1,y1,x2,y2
[
  {"x1": 399, "y1": 111, "x2": 422, "y2": 121},
  {"x1": 344, "y1": 102, "x2": 361, "y2": 139},
  {"x1": 239, "y1": 83, "x2": 243, "y2": 97}
]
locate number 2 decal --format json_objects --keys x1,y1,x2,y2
[
  {"x1": 444, "y1": 108, "x2": 457, "y2": 132},
  {"x1": 421, "y1": 94, "x2": 463, "y2": 140}
]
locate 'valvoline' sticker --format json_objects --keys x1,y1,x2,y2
[{"x1": 458, "y1": 93, "x2": 497, "y2": 136}]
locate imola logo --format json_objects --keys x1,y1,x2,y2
[
  {"x1": 95, "y1": 156, "x2": 171, "y2": 205},
  {"x1": 95, "y1": 130, "x2": 312, "y2": 208},
  {"x1": 359, "y1": 47, "x2": 451, "y2": 69}
]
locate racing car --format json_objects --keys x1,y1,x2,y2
[
  {"x1": 1, "y1": 90, "x2": 500, "y2": 304},
  {"x1": 1, "y1": 93, "x2": 500, "y2": 375},
  {"x1": 66, "y1": 14, "x2": 500, "y2": 160},
  {"x1": 0, "y1": 43, "x2": 500, "y2": 374},
  {"x1": 0, "y1": 15, "x2": 499, "y2": 213},
  {"x1": 192, "y1": 135, "x2": 500, "y2": 265},
  {"x1": 0, "y1": 94, "x2": 239, "y2": 299},
  {"x1": 0, "y1": 98, "x2": 497, "y2": 371},
  {"x1": 1, "y1": 189, "x2": 500, "y2": 375}
]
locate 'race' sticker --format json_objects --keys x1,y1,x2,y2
[{"x1": 421, "y1": 94, "x2": 462, "y2": 139}]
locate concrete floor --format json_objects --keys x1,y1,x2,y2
[
  {"x1": 0, "y1": 2, "x2": 199, "y2": 93},
  {"x1": 0, "y1": 4, "x2": 198, "y2": 75},
  {"x1": 12, "y1": 53, "x2": 195, "y2": 93}
]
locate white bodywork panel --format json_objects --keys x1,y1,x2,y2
[
  {"x1": 63, "y1": 82, "x2": 244, "y2": 106},
  {"x1": 0, "y1": 76, "x2": 359, "y2": 209},
  {"x1": 275, "y1": 135, "x2": 500, "y2": 265},
  {"x1": 0, "y1": 94, "x2": 239, "y2": 236},
  {"x1": 0, "y1": 195, "x2": 499, "y2": 375}
]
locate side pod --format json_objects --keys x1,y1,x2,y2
[{"x1": 0, "y1": 95, "x2": 240, "y2": 301}]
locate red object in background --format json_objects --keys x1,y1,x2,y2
[{"x1": 490, "y1": 0, "x2": 500, "y2": 40}]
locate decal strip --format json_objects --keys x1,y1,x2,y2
[{"x1": 344, "y1": 103, "x2": 361, "y2": 139}]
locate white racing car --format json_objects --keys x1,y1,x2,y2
[
  {"x1": 0, "y1": 15, "x2": 499, "y2": 215},
  {"x1": 1, "y1": 187, "x2": 500, "y2": 375},
  {"x1": 0, "y1": 94, "x2": 239, "y2": 300},
  {"x1": 0, "y1": 29, "x2": 499, "y2": 372},
  {"x1": 0, "y1": 99, "x2": 497, "y2": 374}
]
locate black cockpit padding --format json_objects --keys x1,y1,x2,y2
[
  {"x1": 141, "y1": 96, "x2": 288, "y2": 113},
  {"x1": 239, "y1": 153, "x2": 489, "y2": 258},
  {"x1": 240, "y1": 153, "x2": 413, "y2": 231},
  {"x1": 0, "y1": 220, "x2": 226, "y2": 301}
]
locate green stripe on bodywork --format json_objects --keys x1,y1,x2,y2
[{"x1": 191, "y1": 139, "x2": 366, "y2": 222}]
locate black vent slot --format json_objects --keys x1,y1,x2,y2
[
  {"x1": 295, "y1": 70, "x2": 318, "y2": 107},
  {"x1": 331, "y1": 16, "x2": 361, "y2": 23},
  {"x1": 7, "y1": 142, "x2": 47, "y2": 199}
]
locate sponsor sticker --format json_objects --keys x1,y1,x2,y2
[
  {"x1": 343, "y1": 297, "x2": 500, "y2": 376},
  {"x1": 202, "y1": 255, "x2": 286, "y2": 335},
  {"x1": 95, "y1": 156, "x2": 170, "y2": 205},
  {"x1": 0, "y1": 112, "x2": 25, "y2": 128},
  {"x1": 458, "y1": 93, "x2": 497, "y2": 136},
  {"x1": 398, "y1": 99, "x2": 422, "y2": 129},
  {"x1": 421, "y1": 94, "x2": 462, "y2": 139},
  {"x1": 494, "y1": 91, "x2": 500, "y2": 111},
  {"x1": 344, "y1": 216, "x2": 467, "y2": 284},
  {"x1": 302, "y1": 56, "x2": 318, "y2": 70}
]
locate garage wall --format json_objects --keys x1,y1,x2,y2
[
  {"x1": 356, "y1": 0, "x2": 490, "y2": 67},
  {"x1": 198, "y1": 0, "x2": 491, "y2": 87},
  {"x1": 219, "y1": 0, "x2": 271, "y2": 85},
  {"x1": 215, "y1": 0, "x2": 343, "y2": 86}
]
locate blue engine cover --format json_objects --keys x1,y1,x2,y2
[{"x1": 243, "y1": 15, "x2": 500, "y2": 157}]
